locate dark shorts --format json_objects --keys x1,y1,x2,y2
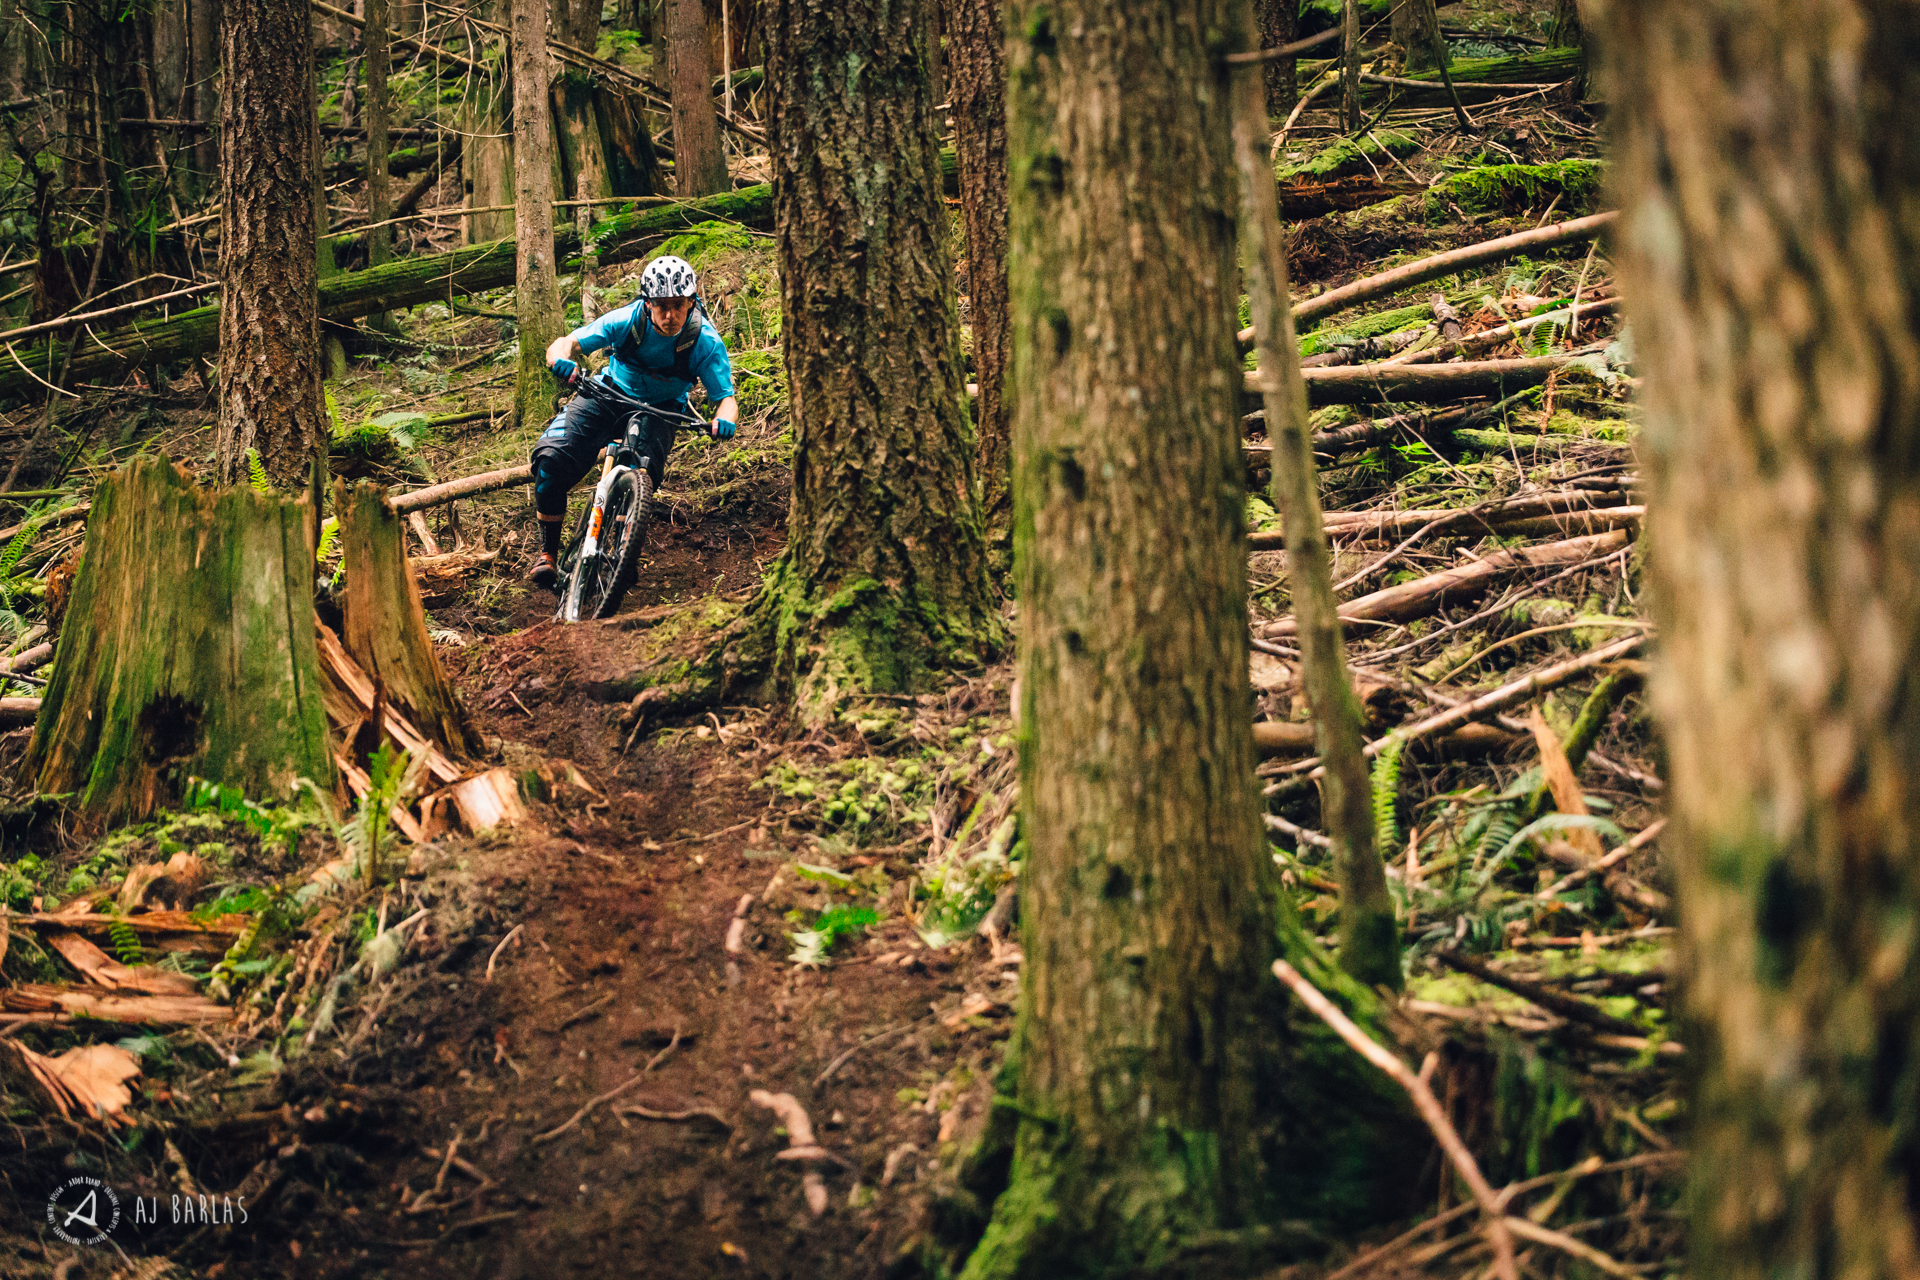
[{"x1": 529, "y1": 387, "x2": 681, "y2": 518}]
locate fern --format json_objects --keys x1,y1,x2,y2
[
  {"x1": 1529, "y1": 320, "x2": 1564, "y2": 357},
  {"x1": 106, "y1": 908, "x2": 144, "y2": 966},
  {"x1": 245, "y1": 448, "x2": 272, "y2": 495},
  {"x1": 1370, "y1": 737, "x2": 1405, "y2": 857},
  {"x1": 207, "y1": 913, "x2": 263, "y2": 1002},
  {"x1": 0, "y1": 509, "x2": 39, "y2": 579},
  {"x1": 315, "y1": 516, "x2": 340, "y2": 564}
]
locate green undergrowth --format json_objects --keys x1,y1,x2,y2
[
  {"x1": 1427, "y1": 159, "x2": 1606, "y2": 218},
  {"x1": 1274, "y1": 130, "x2": 1420, "y2": 184}
]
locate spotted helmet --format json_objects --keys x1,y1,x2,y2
[{"x1": 640, "y1": 254, "x2": 697, "y2": 300}]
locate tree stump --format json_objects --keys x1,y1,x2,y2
[
  {"x1": 27, "y1": 458, "x2": 333, "y2": 820},
  {"x1": 335, "y1": 480, "x2": 479, "y2": 759}
]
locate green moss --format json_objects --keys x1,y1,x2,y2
[
  {"x1": 1427, "y1": 160, "x2": 1607, "y2": 217},
  {"x1": 1274, "y1": 130, "x2": 1419, "y2": 184}
]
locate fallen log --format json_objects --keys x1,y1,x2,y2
[
  {"x1": 0, "y1": 185, "x2": 775, "y2": 402},
  {"x1": 1236, "y1": 212, "x2": 1618, "y2": 351},
  {"x1": 1393, "y1": 297, "x2": 1620, "y2": 365},
  {"x1": 390, "y1": 464, "x2": 533, "y2": 514},
  {"x1": 1246, "y1": 492, "x2": 1635, "y2": 549},
  {"x1": 2, "y1": 983, "x2": 229, "y2": 1025},
  {"x1": 1257, "y1": 719, "x2": 1521, "y2": 758},
  {"x1": 1260, "y1": 530, "x2": 1629, "y2": 637},
  {"x1": 0, "y1": 696, "x2": 39, "y2": 726},
  {"x1": 1, "y1": 642, "x2": 50, "y2": 674},
  {"x1": 0, "y1": 502, "x2": 89, "y2": 545},
  {"x1": 1258, "y1": 355, "x2": 1577, "y2": 408},
  {"x1": 15, "y1": 909, "x2": 247, "y2": 956}
]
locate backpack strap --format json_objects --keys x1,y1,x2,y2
[{"x1": 612, "y1": 302, "x2": 706, "y2": 387}]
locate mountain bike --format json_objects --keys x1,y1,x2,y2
[{"x1": 552, "y1": 377, "x2": 705, "y2": 622}]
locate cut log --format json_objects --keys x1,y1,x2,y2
[
  {"x1": 335, "y1": 480, "x2": 479, "y2": 758},
  {"x1": 24, "y1": 459, "x2": 333, "y2": 820},
  {"x1": 1, "y1": 642, "x2": 52, "y2": 674},
  {"x1": 1247, "y1": 491, "x2": 1635, "y2": 548},
  {"x1": 1394, "y1": 296, "x2": 1620, "y2": 365},
  {"x1": 1235, "y1": 212, "x2": 1618, "y2": 351},
  {"x1": 0, "y1": 186, "x2": 776, "y2": 402},
  {"x1": 1257, "y1": 719, "x2": 1522, "y2": 758},
  {"x1": 447, "y1": 767, "x2": 527, "y2": 831},
  {"x1": 0, "y1": 697, "x2": 38, "y2": 727},
  {"x1": 1260, "y1": 355, "x2": 1578, "y2": 408},
  {"x1": 411, "y1": 548, "x2": 500, "y2": 604},
  {"x1": 389, "y1": 463, "x2": 533, "y2": 514},
  {"x1": 1260, "y1": 529, "x2": 1630, "y2": 637}
]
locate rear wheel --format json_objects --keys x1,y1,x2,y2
[{"x1": 584, "y1": 469, "x2": 652, "y2": 619}]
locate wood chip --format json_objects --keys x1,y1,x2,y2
[{"x1": 9, "y1": 1042, "x2": 142, "y2": 1123}]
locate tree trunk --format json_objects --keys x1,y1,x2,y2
[
  {"x1": 1341, "y1": 0, "x2": 1361, "y2": 130},
  {"x1": 1234, "y1": 50, "x2": 1398, "y2": 987},
  {"x1": 464, "y1": 3, "x2": 514, "y2": 246},
  {"x1": 216, "y1": 0, "x2": 328, "y2": 489},
  {"x1": 553, "y1": 73, "x2": 614, "y2": 206},
  {"x1": 363, "y1": 0, "x2": 395, "y2": 332},
  {"x1": 1593, "y1": 2, "x2": 1920, "y2": 1278},
  {"x1": 25, "y1": 458, "x2": 333, "y2": 821},
  {"x1": 336, "y1": 480, "x2": 479, "y2": 758},
  {"x1": 1391, "y1": 0, "x2": 1444, "y2": 72},
  {"x1": 511, "y1": 0, "x2": 566, "y2": 429},
  {"x1": 1548, "y1": 0, "x2": 1582, "y2": 48},
  {"x1": 960, "y1": 0, "x2": 1285, "y2": 1269},
  {"x1": 1255, "y1": 0, "x2": 1297, "y2": 114},
  {"x1": 944, "y1": 0, "x2": 1011, "y2": 570},
  {"x1": 599, "y1": 87, "x2": 667, "y2": 195},
  {"x1": 188, "y1": 0, "x2": 220, "y2": 191},
  {"x1": 758, "y1": 0, "x2": 1000, "y2": 714},
  {"x1": 667, "y1": 0, "x2": 727, "y2": 196}
]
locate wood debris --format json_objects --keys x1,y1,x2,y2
[{"x1": 9, "y1": 1042, "x2": 143, "y2": 1124}]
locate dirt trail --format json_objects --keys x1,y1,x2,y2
[{"x1": 262, "y1": 517, "x2": 1010, "y2": 1280}]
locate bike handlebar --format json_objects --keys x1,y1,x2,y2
[{"x1": 562, "y1": 372, "x2": 708, "y2": 429}]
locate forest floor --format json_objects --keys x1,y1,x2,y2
[{"x1": 0, "y1": 28, "x2": 1686, "y2": 1279}]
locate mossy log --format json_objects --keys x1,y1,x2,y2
[
  {"x1": 1357, "y1": 48, "x2": 1587, "y2": 106},
  {"x1": 25, "y1": 458, "x2": 333, "y2": 820},
  {"x1": 335, "y1": 480, "x2": 479, "y2": 758},
  {"x1": 0, "y1": 184, "x2": 777, "y2": 403},
  {"x1": 1252, "y1": 355, "x2": 1574, "y2": 408}
]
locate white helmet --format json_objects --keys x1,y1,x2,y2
[{"x1": 640, "y1": 255, "x2": 697, "y2": 300}]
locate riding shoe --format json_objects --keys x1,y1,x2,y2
[{"x1": 530, "y1": 551, "x2": 558, "y2": 589}]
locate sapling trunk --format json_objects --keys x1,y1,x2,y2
[{"x1": 1232, "y1": 53, "x2": 1401, "y2": 990}]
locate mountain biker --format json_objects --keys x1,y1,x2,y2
[{"x1": 529, "y1": 254, "x2": 739, "y2": 588}]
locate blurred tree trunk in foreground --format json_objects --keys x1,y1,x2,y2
[{"x1": 1594, "y1": 1, "x2": 1920, "y2": 1276}]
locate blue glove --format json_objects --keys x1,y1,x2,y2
[
  {"x1": 550, "y1": 357, "x2": 579, "y2": 385},
  {"x1": 712, "y1": 417, "x2": 737, "y2": 441}
]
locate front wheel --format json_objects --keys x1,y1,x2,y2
[
  {"x1": 579, "y1": 469, "x2": 653, "y2": 620},
  {"x1": 555, "y1": 502, "x2": 596, "y2": 622}
]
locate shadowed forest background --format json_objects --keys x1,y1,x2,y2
[{"x1": 0, "y1": 0, "x2": 1913, "y2": 1276}]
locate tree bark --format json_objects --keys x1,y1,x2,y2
[
  {"x1": 364, "y1": 0, "x2": 395, "y2": 332},
  {"x1": 1592, "y1": 2, "x2": 1920, "y2": 1277},
  {"x1": 961, "y1": 0, "x2": 1284, "y2": 1269},
  {"x1": 667, "y1": 0, "x2": 727, "y2": 196},
  {"x1": 1341, "y1": 0, "x2": 1361, "y2": 130},
  {"x1": 1234, "y1": 54, "x2": 1398, "y2": 987},
  {"x1": 511, "y1": 0, "x2": 566, "y2": 429},
  {"x1": 944, "y1": 0, "x2": 1012, "y2": 569},
  {"x1": 216, "y1": 0, "x2": 328, "y2": 489},
  {"x1": 1391, "y1": 0, "x2": 1444, "y2": 72},
  {"x1": 1255, "y1": 0, "x2": 1298, "y2": 114},
  {"x1": 24, "y1": 458, "x2": 333, "y2": 820},
  {"x1": 756, "y1": 0, "x2": 1000, "y2": 714},
  {"x1": 336, "y1": 480, "x2": 479, "y2": 758},
  {"x1": 464, "y1": 0, "x2": 514, "y2": 245}
]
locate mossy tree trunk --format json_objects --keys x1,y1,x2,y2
[
  {"x1": 336, "y1": 481, "x2": 479, "y2": 757},
  {"x1": 944, "y1": 0, "x2": 1012, "y2": 570},
  {"x1": 1392, "y1": 0, "x2": 1445, "y2": 72},
  {"x1": 755, "y1": 0, "x2": 1000, "y2": 714},
  {"x1": 668, "y1": 0, "x2": 727, "y2": 196},
  {"x1": 26, "y1": 459, "x2": 333, "y2": 820},
  {"x1": 511, "y1": 0, "x2": 565, "y2": 429},
  {"x1": 215, "y1": 0, "x2": 328, "y2": 489},
  {"x1": 1595, "y1": 1, "x2": 1920, "y2": 1277},
  {"x1": 959, "y1": 0, "x2": 1291, "y2": 1271}
]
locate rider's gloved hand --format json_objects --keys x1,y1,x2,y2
[
  {"x1": 550, "y1": 357, "x2": 580, "y2": 385},
  {"x1": 711, "y1": 417, "x2": 737, "y2": 441}
]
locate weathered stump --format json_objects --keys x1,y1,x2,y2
[
  {"x1": 335, "y1": 480, "x2": 478, "y2": 759},
  {"x1": 27, "y1": 458, "x2": 333, "y2": 819}
]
